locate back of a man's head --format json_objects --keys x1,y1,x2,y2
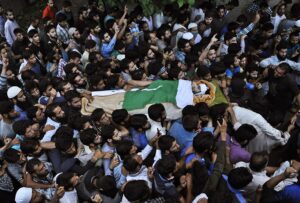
[
  {"x1": 228, "y1": 167, "x2": 253, "y2": 190},
  {"x1": 249, "y1": 152, "x2": 269, "y2": 172}
]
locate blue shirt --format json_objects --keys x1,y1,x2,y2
[
  {"x1": 175, "y1": 50, "x2": 186, "y2": 64},
  {"x1": 14, "y1": 105, "x2": 28, "y2": 121},
  {"x1": 276, "y1": 184, "x2": 300, "y2": 203},
  {"x1": 169, "y1": 120, "x2": 196, "y2": 149},
  {"x1": 225, "y1": 67, "x2": 241, "y2": 78},
  {"x1": 101, "y1": 36, "x2": 117, "y2": 58},
  {"x1": 129, "y1": 128, "x2": 148, "y2": 150}
]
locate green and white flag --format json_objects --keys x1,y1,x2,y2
[{"x1": 82, "y1": 79, "x2": 226, "y2": 119}]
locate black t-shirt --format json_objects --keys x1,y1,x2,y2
[{"x1": 267, "y1": 69, "x2": 299, "y2": 109}]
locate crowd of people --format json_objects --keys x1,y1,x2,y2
[{"x1": 0, "y1": 0, "x2": 300, "y2": 202}]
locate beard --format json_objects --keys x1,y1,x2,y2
[
  {"x1": 17, "y1": 100, "x2": 32, "y2": 111},
  {"x1": 143, "y1": 124, "x2": 151, "y2": 131},
  {"x1": 56, "y1": 115, "x2": 69, "y2": 125},
  {"x1": 277, "y1": 54, "x2": 287, "y2": 61},
  {"x1": 77, "y1": 81, "x2": 87, "y2": 89},
  {"x1": 74, "y1": 37, "x2": 84, "y2": 46},
  {"x1": 201, "y1": 120, "x2": 209, "y2": 127}
]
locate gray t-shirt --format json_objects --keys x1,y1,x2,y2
[{"x1": 0, "y1": 119, "x2": 15, "y2": 139}]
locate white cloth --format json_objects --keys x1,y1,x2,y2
[
  {"x1": 271, "y1": 14, "x2": 286, "y2": 34},
  {"x1": 190, "y1": 7, "x2": 205, "y2": 23},
  {"x1": 145, "y1": 117, "x2": 166, "y2": 141},
  {"x1": 192, "y1": 193, "x2": 208, "y2": 203},
  {"x1": 41, "y1": 117, "x2": 60, "y2": 142},
  {"x1": 126, "y1": 166, "x2": 152, "y2": 189},
  {"x1": 176, "y1": 79, "x2": 193, "y2": 108},
  {"x1": 15, "y1": 187, "x2": 32, "y2": 203},
  {"x1": 59, "y1": 189, "x2": 79, "y2": 203},
  {"x1": 233, "y1": 106, "x2": 289, "y2": 153},
  {"x1": 4, "y1": 19, "x2": 19, "y2": 46}
]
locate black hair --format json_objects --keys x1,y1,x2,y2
[
  {"x1": 38, "y1": 78, "x2": 52, "y2": 94},
  {"x1": 131, "y1": 69, "x2": 145, "y2": 80},
  {"x1": 26, "y1": 158, "x2": 41, "y2": 174},
  {"x1": 123, "y1": 180, "x2": 150, "y2": 202},
  {"x1": 195, "y1": 102, "x2": 210, "y2": 117},
  {"x1": 63, "y1": 63, "x2": 77, "y2": 75},
  {"x1": 45, "y1": 24, "x2": 56, "y2": 34},
  {"x1": 234, "y1": 124, "x2": 257, "y2": 146},
  {"x1": 183, "y1": 114, "x2": 199, "y2": 132},
  {"x1": 193, "y1": 131, "x2": 214, "y2": 154},
  {"x1": 71, "y1": 115, "x2": 90, "y2": 131},
  {"x1": 23, "y1": 49, "x2": 35, "y2": 60},
  {"x1": 276, "y1": 42, "x2": 288, "y2": 51},
  {"x1": 209, "y1": 103, "x2": 228, "y2": 123},
  {"x1": 64, "y1": 90, "x2": 80, "y2": 102},
  {"x1": 45, "y1": 103, "x2": 61, "y2": 118},
  {"x1": 53, "y1": 126, "x2": 74, "y2": 141},
  {"x1": 27, "y1": 29, "x2": 39, "y2": 38},
  {"x1": 26, "y1": 106, "x2": 39, "y2": 120},
  {"x1": 21, "y1": 139, "x2": 40, "y2": 155},
  {"x1": 182, "y1": 105, "x2": 198, "y2": 117},
  {"x1": 249, "y1": 152, "x2": 269, "y2": 172},
  {"x1": 223, "y1": 54, "x2": 236, "y2": 67},
  {"x1": 210, "y1": 62, "x2": 226, "y2": 77},
  {"x1": 101, "y1": 124, "x2": 116, "y2": 142},
  {"x1": 68, "y1": 51, "x2": 81, "y2": 61},
  {"x1": 177, "y1": 38, "x2": 189, "y2": 50},
  {"x1": 0, "y1": 101, "x2": 14, "y2": 115},
  {"x1": 55, "y1": 136, "x2": 73, "y2": 152},
  {"x1": 91, "y1": 108, "x2": 105, "y2": 122},
  {"x1": 158, "y1": 135, "x2": 175, "y2": 152},
  {"x1": 227, "y1": 22, "x2": 239, "y2": 32},
  {"x1": 228, "y1": 167, "x2": 253, "y2": 189},
  {"x1": 123, "y1": 155, "x2": 140, "y2": 173},
  {"x1": 12, "y1": 119, "x2": 33, "y2": 135},
  {"x1": 56, "y1": 13, "x2": 67, "y2": 23},
  {"x1": 85, "y1": 39, "x2": 96, "y2": 50},
  {"x1": 3, "y1": 148, "x2": 20, "y2": 163},
  {"x1": 13, "y1": 28, "x2": 24, "y2": 35},
  {"x1": 196, "y1": 65, "x2": 211, "y2": 78},
  {"x1": 80, "y1": 128, "x2": 98, "y2": 146},
  {"x1": 24, "y1": 80, "x2": 39, "y2": 93},
  {"x1": 148, "y1": 103, "x2": 165, "y2": 121},
  {"x1": 168, "y1": 65, "x2": 181, "y2": 80},
  {"x1": 156, "y1": 155, "x2": 176, "y2": 178},
  {"x1": 228, "y1": 43, "x2": 241, "y2": 55},
  {"x1": 88, "y1": 74, "x2": 105, "y2": 90},
  {"x1": 116, "y1": 140, "x2": 134, "y2": 160},
  {"x1": 112, "y1": 109, "x2": 128, "y2": 125},
  {"x1": 129, "y1": 114, "x2": 148, "y2": 130},
  {"x1": 56, "y1": 172, "x2": 75, "y2": 189},
  {"x1": 95, "y1": 176, "x2": 118, "y2": 198},
  {"x1": 277, "y1": 62, "x2": 291, "y2": 73},
  {"x1": 262, "y1": 22, "x2": 274, "y2": 32}
]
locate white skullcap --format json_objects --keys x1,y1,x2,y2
[
  {"x1": 182, "y1": 32, "x2": 194, "y2": 40},
  {"x1": 116, "y1": 54, "x2": 126, "y2": 61},
  {"x1": 172, "y1": 24, "x2": 186, "y2": 32},
  {"x1": 68, "y1": 27, "x2": 77, "y2": 37},
  {"x1": 7, "y1": 86, "x2": 22, "y2": 99},
  {"x1": 192, "y1": 193, "x2": 208, "y2": 203},
  {"x1": 15, "y1": 187, "x2": 32, "y2": 203},
  {"x1": 188, "y1": 23, "x2": 197, "y2": 30}
]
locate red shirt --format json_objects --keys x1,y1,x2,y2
[{"x1": 42, "y1": 5, "x2": 55, "y2": 20}]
